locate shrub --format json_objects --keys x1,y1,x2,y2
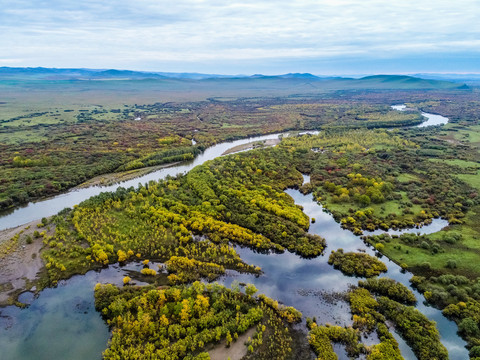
[
  {"x1": 458, "y1": 317, "x2": 480, "y2": 338},
  {"x1": 446, "y1": 259, "x2": 457, "y2": 269},
  {"x1": 470, "y1": 346, "x2": 480, "y2": 358},
  {"x1": 359, "y1": 277, "x2": 416, "y2": 305},
  {"x1": 140, "y1": 268, "x2": 157, "y2": 276},
  {"x1": 328, "y1": 249, "x2": 387, "y2": 277}
]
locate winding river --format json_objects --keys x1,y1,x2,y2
[
  {"x1": 0, "y1": 107, "x2": 445, "y2": 232},
  {"x1": 392, "y1": 104, "x2": 449, "y2": 127},
  {"x1": 0, "y1": 108, "x2": 464, "y2": 359},
  {"x1": 0, "y1": 133, "x2": 294, "y2": 232}
]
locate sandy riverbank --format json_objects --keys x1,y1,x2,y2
[
  {"x1": 75, "y1": 162, "x2": 182, "y2": 188},
  {"x1": 222, "y1": 138, "x2": 281, "y2": 156},
  {"x1": 0, "y1": 220, "x2": 53, "y2": 306},
  {"x1": 208, "y1": 326, "x2": 256, "y2": 360}
]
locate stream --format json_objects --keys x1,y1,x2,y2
[{"x1": 0, "y1": 107, "x2": 462, "y2": 359}]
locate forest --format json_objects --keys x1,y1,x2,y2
[
  {"x1": 2, "y1": 86, "x2": 480, "y2": 359},
  {"x1": 0, "y1": 93, "x2": 432, "y2": 211},
  {"x1": 94, "y1": 281, "x2": 303, "y2": 359}
]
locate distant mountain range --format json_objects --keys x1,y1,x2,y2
[
  {"x1": 0, "y1": 67, "x2": 470, "y2": 90},
  {"x1": 0, "y1": 67, "x2": 339, "y2": 81},
  {"x1": 412, "y1": 73, "x2": 480, "y2": 86},
  {"x1": 0, "y1": 67, "x2": 212, "y2": 80}
]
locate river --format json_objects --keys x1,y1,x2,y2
[
  {"x1": 392, "y1": 104, "x2": 449, "y2": 127},
  {"x1": 0, "y1": 106, "x2": 446, "y2": 232},
  {"x1": 0, "y1": 187, "x2": 466, "y2": 360},
  {"x1": 0, "y1": 133, "x2": 289, "y2": 231},
  {"x1": 0, "y1": 108, "x2": 463, "y2": 359},
  {"x1": 221, "y1": 186, "x2": 467, "y2": 359}
]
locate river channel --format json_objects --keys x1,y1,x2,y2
[
  {"x1": 392, "y1": 104, "x2": 449, "y2": 127},
  {"x1": 0, "y1": 108, "x2": 465, "y2": 359}
]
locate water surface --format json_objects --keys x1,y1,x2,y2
[
  {"x1": 0, "y1": 112, "x2": 466, "y2": 359},
  {"x1": 220, "y1": 189, "x2": 467, "y2": 359},
  {"x1": 0, "y1": 133, "x2": 290, "y2": 231},
  {"x1": 392, "y1": 104, "x2": 449, "y2": 127}
]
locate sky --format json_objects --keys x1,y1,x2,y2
[{"x1": 1, "y1": 0, "x2": 479, "y2": 75}]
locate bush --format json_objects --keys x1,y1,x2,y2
[
  {"x1": 328, "y1": 249, "x2": 387, "y2": 277},
  {"x1": 94, "y1": 283, "x2": 267, "y2": 359},
  {"x1": 458, "y1": 317, "x2": 480, "y2": 338},
  {"x1": 358, "y1": 277, "x2": 416, "y2": 305},
  {"x1": 470, "y1": 346, "x2": 480, "y2": 358},
  {"x1": 378, "y1": 297, "x2": 448, "y2": 360},
  {"x1": 140, "y1": 268, "x2": 157, "y2": 276},
  {"x1": 446, "y1": 259, "x2": 457, "y2": 269},
  {"x1": 421, "y1": 262, "x2": 431, "y2": 270},
  {"x1": 420, "y1": 241, "x2": 430, "y2": 249}
]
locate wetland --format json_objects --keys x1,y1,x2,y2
[{"x1": 1, "y1": 78, "x2": 480, "y2": 359}]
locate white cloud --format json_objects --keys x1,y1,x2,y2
[
  {"x1": 0, "y1": 0, "x2": 479, "y2": 72},
  {"x1": 0, "y1": 58, "x2": 24, "y2": 64}
]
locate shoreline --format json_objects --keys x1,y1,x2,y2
[
  {"x1": 221, "y1": 138, "x2": 281, "y2": 156},
  {"x1": 74, "y1": 161, "x2": 182, "y2": 189},
  {"x1": 0, "y1": 132, "x2": 287, "y2": 233},
  {"x1": 0, "y1": 219, "x2": 53, "y2": 306}
]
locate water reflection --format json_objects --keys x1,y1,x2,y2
[
  {"x1": 219, "y1": 189, "x2": 468, "y2": 360},
  {"x1": 0, "y1": 261, "x2": 160, "y2": 360},
  {"x1": 0, "y1": 189, "x2": 468, "y2": 360}
]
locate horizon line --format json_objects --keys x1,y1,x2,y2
[{"x1": 2, "y1": 66, "x2": 480, "y2": 78}]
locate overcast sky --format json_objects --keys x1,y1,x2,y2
[{"x1": 1, "y1": 0, "x2": 479, "y2": 75}]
